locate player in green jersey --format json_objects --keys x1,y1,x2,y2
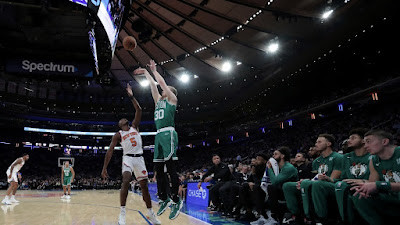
[
  {"x1": 283, "y1": 134, "x2": 343, "y2": 222},
  {"x1": 351, "y1": 130, "x2": 400, "y2": 225},
  {"x1": 134, "y1": 59, "x2": 182, "y2": 220},
  {"x1": 61, "y1": 161, "x2": 75, "y2": 199},
  {"x1": 334, "y1": 128, "x2": 370, "y2": 224}
]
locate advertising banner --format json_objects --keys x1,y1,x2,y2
[
  {"x1": 6, "y1": 58, "x2": 93, "y2": 78},
  {"x1": 186, "y1": 182, "x2": 209, "y2": 206}
]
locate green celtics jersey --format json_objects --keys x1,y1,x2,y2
[
  {"x1": 372, "y1": 147, "x2": 400, "y2": 183},
  {"x1": 312, "y1": 151, "x2": 344, "y2": 177},
  {"x1": 341, "y1": 151, "x2": 371, "y2": 179},
  {"x1": 372, "y1": 146, "x2": 400, "y2": 198},
  {"x1": 154, "y1": 98, "x2": 176, "y2": 130},
  {"x1": 63, "y1": 166, "x2": 72, "y2": 178}
]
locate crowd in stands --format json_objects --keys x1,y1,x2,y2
[{"x1": 1, "y1": 100, "x2": 399, "y2": 225}]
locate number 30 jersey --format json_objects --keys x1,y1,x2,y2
[
  {"x1": 154, "y1": 98, "x2": 176, "y2": 130},
  {"x1": 119, "y1": 127, "x2": 143, "y2": 155}
]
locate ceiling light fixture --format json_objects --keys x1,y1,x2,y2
[
  {"x1": 267, "y1": 42, "x2": 279, "y2": 53},
  {"x1": 322, "y1": 9, "x2": 333, "y2": 19},
  {"x1": 180, "y1": 74, "x2": 190, "y2": 83},
  {"x1": 139, "y1": 80, "x2": 149, "y2": 87},
  {"x1": 221, "y1": 61, "x2": 232, "y2": 72}
]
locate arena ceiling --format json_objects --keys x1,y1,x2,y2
[{"x1": 0, "y1": 0, "x2": 397, "y2": 123}]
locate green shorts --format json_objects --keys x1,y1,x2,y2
[
  {"x1": 154, "y1": 129, "x2": 178, "y2": 162},
  {"x1": 63, "y1": 177, "x2": 72, "y2": 186}
]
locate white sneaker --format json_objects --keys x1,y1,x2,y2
[
  {"x1": 147, "y1": 211, "x2": 161, "y2": 225},
  {"x1": 118, "y1": 212, "x2": 126, "y2": 225},
  {"x1": 250, "y1": 215, "x2": 268, "y2": 225},
  {"x1": 9, "y1": 198, "x2": 19, "y2": 203},
  {"x1": 266, "y1": 216, "x2": 278, "y2": 225},
  {"x1": 265, "y1": 210, "x2": 278, "y2": 224},
  {"x1": 61, "y1": 195, "x2": 66, "y2": 199},
  {"x1": 1, "y1": 199, "x2": 12, "y2": 205},
  {"x1": 66, "y1": 195, "x2": 71, "y2": 199}
]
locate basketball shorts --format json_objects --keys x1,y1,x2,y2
[
  {"x1": 122, "y1": 156, "x2": 148, "y2": 181},
  {"x1": 154, "y1": 130, "x2": 178, "y2": 162},
  {"x1": 6, "y1": 169, "x2": 18, "y2": 183},
  {"x1": 63, "y1": 177, "x2": 72, "y2": 186}
]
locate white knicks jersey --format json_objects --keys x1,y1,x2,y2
[
  {"x1": 119, "y1": 127, "x2": 143, "y2": 155},
  {"x1": 7, "y1": 157, "x2": 25, "y2": 173}
]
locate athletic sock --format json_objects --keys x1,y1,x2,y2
[
  {"x1": 172, "y1": 195, "x2": 180, "y2": 203},
  {"x1": 148, "y1": 208, "x2": 154, "y2": 214},
  {"x1": 121, "y1": 206, "x2": 126, "y2": 214}
]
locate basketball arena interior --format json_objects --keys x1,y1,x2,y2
[{"x1": 0, "y1": 0, "x2": 399, "y2": 225}]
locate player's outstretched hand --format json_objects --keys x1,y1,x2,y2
[
  {"x1": 126, "y1": 83, "x2": 133, "y2": 97},
  {"x1": 148, "y1": 60, "x2": 157, "y2": 73},
  {"x1": 133, "y1": 67, "x2": 148, "y2": 76},
  {"x1": 101, "y1": 169, "x2": 109, "y2": 179}
]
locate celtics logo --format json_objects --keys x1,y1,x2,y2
[
  {"x1": 349, "y1": 163, "x2": 367, "y2": 178},
  {"x1": 382, "y1": 170, "x2": 400, "y2": 183},
  {"x1": 318, "y1": 164, "x2": 328, "y2": 174}
]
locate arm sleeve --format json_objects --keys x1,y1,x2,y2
[
  {"x1": 269, "y1": 165, "x2": 298, "y2": 186},
  {"x1": 201, "y1": 166, "x2": 214, "y2": 182}
]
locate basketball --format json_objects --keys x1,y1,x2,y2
[{"x1": 122, "y1": 36, "x2": 137, "y2": 51}]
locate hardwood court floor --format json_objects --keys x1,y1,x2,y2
[{"x1": 0, "y1": 190, "x2": 210, "y2": 225}]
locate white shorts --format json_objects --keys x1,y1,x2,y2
[
  {"x1": 122, "y1": 156, "x2": 148, "y2": 181},
  {"x1": 6, "y1": 169, "x2": 18, "y2": 183}
]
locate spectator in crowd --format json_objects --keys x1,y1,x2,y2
[
  {"x1": 308, "y1": 146, "x2": 320, "y2": 162},
  {"x1": 178, "y1": 174, "x2": 188, "y2": 202},
  {"x1": 193, "y1": 171, "x2": 201, "y2": 181},
  {"x1": 231, "y1": 164, "x2": 250, "y2": 218},
  {"x1": 242, "y1": 152, "x2": 269, "y2": 223},
  {"x1": 293, "y1": 152, "x2": 313, "y2": 180}
]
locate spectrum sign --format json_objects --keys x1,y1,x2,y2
[{"x1": 6, "y1": 58, "x2": 93, "y2": 77}]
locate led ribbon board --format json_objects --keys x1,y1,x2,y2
[{"x1": 24, "y1": 127, "x2": 156, "y2": 136}]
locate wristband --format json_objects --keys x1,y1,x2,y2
[{"x1": 375, "y1": 181, "x2": 391, "y2": 192}]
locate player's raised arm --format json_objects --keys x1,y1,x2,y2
[
  {"x1": 134, "y1": 67, "x2": 160, "y2": 105},
  {"x1": 126, "y1": 83, "x2": 142, "y2": 129},
  {"x1": 102, "y1": 132, "x2": 121, "y2": 179},
  {"x1": 148, "y1": 60, "x2": 177, "y2": 104}
]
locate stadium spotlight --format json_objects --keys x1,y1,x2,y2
[
  {"x1": 140, "y1": 80, "x2": 149, "y2": 87},
  {"x1": 180, "y1": 73, "x2": 190, "y2": 83},
  {"x1": 267, "y1": 42, "x2": 279, "y2": 53},
  {"x1": 322, "y1": 9, "x2": 333, "y2": 19},
  {"x1": 221, "y1": 61, "x2": 232, "y2": 72}
]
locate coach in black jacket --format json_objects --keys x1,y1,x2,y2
[{"x1": 198, "y1": 154, "x2": 234, "y2": 211}]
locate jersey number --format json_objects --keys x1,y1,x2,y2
[
  {"x1": 129, "y1": 137, "x2": 137, "y2": 147},
  {"x1": 155, "y1": 109, "x2": 164, "y2": 121}
]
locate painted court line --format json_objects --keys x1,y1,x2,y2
[{"x1": 6, "y1": 199, "x2": 150, "y2": 224}]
